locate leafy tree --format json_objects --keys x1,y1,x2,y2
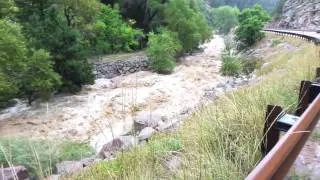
[
  {"x1": 164, "y1": 0, "x2": 211, "y2": 52},
  {"x1": 22, "y1": 50, "x2": 61, "y2": 104},
  {"x1": 57, "y1": 0, "x2": 100, "y2": 28},
  {"x1": 207, "y1": 0, "x2": 279, "y2": 13},
  {"x1": 210, "y1": 6, "x2": 240, "y2": 34},
  {"x1": 116, "y1": 0, "x2": 168, "y2": 33},
  {"x1": 0, "y1": 72, "x2": 18, "y2": 107},
  {"x1": 0, "y1": 19, "x2": 61, "y2": 105},
  {"x1": 0, "y1": 0, "x2": 17, "y2": 19},
  {"x1": 0, "y1": 19, "x2": 27, "y2": 105},
  {"x1": 147, "y1": 29, "x2": 182, "y2": 74},
  {"x1": 235, "y1": 5, "x2": 270, "y2": 49},
  {"x1": 93, "y1": 5, "x2": 142, "y2": 54},
  {"x1": 15, "y1": 1, "x2": 94, "y2": 92}
]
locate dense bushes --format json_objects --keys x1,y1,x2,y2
[
  {"x1": 210, "y1": 6, "x2": 239, "y2": 34},
  {"x1": 93, "y1": 5, "x2": 142, "y2": 54},
  {"x1": 147, "y1": 30, "x2": 182, "y2": 74},
  {"x1": 0, "y1": 0, "x2": 145, "y2": 105},
  {"x1": 235, "y1": 5, "x2": 270, "y2": 49},
  {"x1": 145, "y1": 0, "x2": 212, "y2": 73},
  {"x1": 221, "y1": 55, "x2": 243, "y2": 76},
  {"x1": 0, "y1": 0, "x2": 212, "y2": 105},
  {"x1": 0, "y1": 19, "x2": 61, "y2": 106},
  {"x1": 164, "y1": 0, "x2": 212, "y2": 52}
]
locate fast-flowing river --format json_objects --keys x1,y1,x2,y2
[{"x1": 0, "y1": 35, "x2": 225, "y2": 151}]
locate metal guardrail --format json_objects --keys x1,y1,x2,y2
[
  {"x1": 246, "y1": 67, "x2": 320, "y2": 179},
  {"x1": 263, "y1": 29, "x2": 320, "y2": 45}
]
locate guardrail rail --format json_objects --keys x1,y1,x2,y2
[{"x1": 246, "y1": 67, "x2": 320, "y2": 179}]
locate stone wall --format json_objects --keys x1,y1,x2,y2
[{"x1": 93, "y1": 56, "x2": 150, "y2": 79}]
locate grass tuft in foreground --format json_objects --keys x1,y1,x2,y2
[
  {"x1": 0, "y1": 139, "x2": 95, "y2": 179},
  {"x1": 72, "y1": 39, "x2": 319, "y2": 179}
]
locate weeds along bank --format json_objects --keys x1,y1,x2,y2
[{"x1": 71, "y1": 37, "x2": 320, "y2": 179}]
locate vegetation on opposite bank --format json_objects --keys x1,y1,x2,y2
[{"x1": 0, "y1": 0, "x2": 211, "y2": 107}]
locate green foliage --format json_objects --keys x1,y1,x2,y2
[
  {"x1": 0, "y1": 19, "x2": 26, "y2": 105},
  {"x1": 58, "y1": 60, "x2": 94, "y2": 92},
  {"x1": 241, "y1": 58, "x2": 262, "y2": 74},
  {"x1": 0, "y1": 0, "x2": 17, "y2": 19},
  {"x1": 0, "y1": 138, "x2": 95, "y2": 179},
  {"x1": 0, "y1": 72, "x2": 18, "y2": 107},
  {"x1": 207, "y1": 0, "x2": 279, "y2": 13},
  {"x1": 18, "y1": 4, "x2": 94, "y2": 93},
  {"x1": 0, "y1": 19, "x2": 61, "y2": 105},
  {"x1": 271, "y1": 39, "x2": 282, "y2": 47},
  {"x1": 22, "y1": 50, "x2": 61, "y2": 103},
  {"x1": 166, "y1": 138, "x2": 183, "y2": 151},
  {"x1": 211, "y1": 6, "x2": 239, "y2": 34},
  {"x1": 147, "y1": 29, "x2": 182, "y2": 74},
  {"x1": 94, "y1": 5, "x2": 142, "y2": 54},
  {"x1": 164, "y1": 0, "x2": 212, "y2": 52},
  {"x1": 221, "y1": 55, "x2": 243, "y2": 76},
  {"x1": 235, "y1": 5, "x2": 270, "y2": 49}
]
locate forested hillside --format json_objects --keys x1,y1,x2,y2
[{"x1": 207, "y1": 0, "x2": 279, "y2": 12}]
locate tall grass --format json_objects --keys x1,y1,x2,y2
[
  {"x1": 0, "y1": 139, "x2": 95, "y2": 179},
  {"x1": 72, "y1": 39, "x2": 319, "y2": 179}
]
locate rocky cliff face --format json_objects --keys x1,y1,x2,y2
[{"x1": 277, "y1": 0, "x2": 320, "y2": 29}]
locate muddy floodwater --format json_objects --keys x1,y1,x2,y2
[{"x1": 0, "y1": 35, "x2": 225, "y2": 151}]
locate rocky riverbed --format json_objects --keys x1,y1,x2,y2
[{"x1": 0, "y1": 35, "x2": 248, "y2": 153}]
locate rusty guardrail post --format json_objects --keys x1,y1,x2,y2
[
  {"x1": 261, "y1": 105, "x2": 283, "y2": 156},
  {"x1": 315, "y1": 67, "x2": 320, "y2": 82},
  {"x1": 295, "y1": 81, "x2": 312, "y2": 116}
]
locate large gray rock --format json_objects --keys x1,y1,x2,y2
[
  {"x1": 138, "y1": 127, "x2": 155, "y2": 141},
  {"x1": 99, "y1": 136, "x2": 138, "y2": 159},
  {"x1": 45, "y1": 174, "x2": 60, "y2": 180},
  {"x1": 0, "y1": 166, "x2": 29, "y2": 180},
  {"x1": 134, "y1": 113, "x2": 167, "y2": 131},
  {"x1": 56, "y1": 161, "x2": 84, "y2": 176},
  {"x1": 164, "y1": 155, "x2": 182, "y2": 172}
]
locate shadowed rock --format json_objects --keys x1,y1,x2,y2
[{"x1": 0, "y1": 166, "x2": 29, "y2": 180}]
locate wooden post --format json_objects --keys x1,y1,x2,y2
[
  {"x1": 295, "y1": 81, "x2": 312, "y2": 116},
  {"x1": 261, "y1": 105, "x2": 283, "y2": 156},
  {"x1": 315, "y1": 67, "x2": 320, "y2": 81}
]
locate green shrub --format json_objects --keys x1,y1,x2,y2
[
  {"x1": 147, "y1": 29, "x2": 182, "y2": 74},
  {"x1": 235, "y1": 5, "x2": 270, "y2": 49},
  {"x1": 164, "y1": 0, "x2": 212, "y2": 52},
  {"x1": 0, "y1": 139, "x2": 95, "y2": 179},
  {"x1": 210, "y1": 6, "x2": 240, "y2": 34},
  {"x1": 221, "y1": 55, "x2": 243, "y2": 76},
  {"x1": 166, "y1": 138, "x2": 183, "y2": 152},
  {"x1": 58, "y1": 59, "x2": 94, "y2": 93},
  {"x1": 94, "y1": 5, "x2": 143, "y2": 54},
  {"x1": 271, "y1": 39, "x2": 282, "y2": 47},
  {"x1": 241, "y1": 58, "x2": 262, "y2": 75}
]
